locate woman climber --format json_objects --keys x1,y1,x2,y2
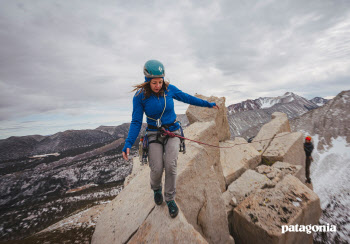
[{"x1": 122, "y1": 60, "x2": 218, "y2": 218}]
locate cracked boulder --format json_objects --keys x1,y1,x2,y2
[
  {"x1": 272, "y1": 161, "x2": 303, "y2": 182},
  {"x1": 262, "y1": 132, "x2": 305, "y2": 182},
  {"x1": 256, "y1": 165, "x2": 283, "y2": 180},
  {"x1": 233, "y1": 175, "x2": 321, "y2": 244},
  {"x1": 252, "y1": 112, "x2": 291, "y2": 153},
  {"x1": 220, "y1": 138, "x2": 261, "y2": 187},
  {"x1": 184, "y1": 121, "x2": 226, "y2": 192},
  {"x1": 186, "y1": 95, "x2": 230, "y2": 141},
  {"x1": 222, "y1": 170, "x2": 271, "y2": 236},
  {"x1": 255, "y1": 162, "x2": 302, "y2": 185},
  {"x1": 222, "y1": 170, "x2": 271, "y2": 213},
  {"x1": 176, "y1": 127, "x2": 234, "y2": 243}
]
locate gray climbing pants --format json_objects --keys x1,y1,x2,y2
[{"x1": 147, "y1": 129, "x2": 180, "y2": 201}]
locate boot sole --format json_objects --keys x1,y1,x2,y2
[{"x1": 170, "y1": 211, "x2": 178, "y2": 218}]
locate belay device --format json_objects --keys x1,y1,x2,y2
[
  {"x1": 139, "y1": 134, "x2": 149, "y2": 165},
  {"x1": 178, "y1": 121, "x2": 186, "y2": 154}
]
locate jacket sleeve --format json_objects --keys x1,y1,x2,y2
[
  {"x1": 170, "y1": 84, "x2": 215, "y2": 108},
  {"x1": 122, "y1": 93, "x2": 144, "y2": 152}
]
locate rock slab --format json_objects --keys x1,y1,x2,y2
[
  {"x1": 220, "y1": 138, "x2": 261, "y2": 187},
  {"x1": 262, "y1": 132, "x2": 305, "y2": 181},
  {"x1": 186, "y1": 95, "x2": 230, "y2": 141},
  {"x1": 128, "y1": 204, "x2": 208, "y2": 244},
  {"x1": 91, "y1": 167, "x2": 153, "y2": 244},
  {"x1": 252, "y1": 112, "x2": 291, "y2": 153},
  {"x1": 222, "y1": 169, "x2": 271, "y2": 212},
  {"x1": 233, "y1": 175, "x2": 321, "y2": 244}
]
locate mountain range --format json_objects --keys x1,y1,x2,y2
[
  {"x1": 0, "y1": 123, "x2": 141, "y2": 161},
  {"x1": 227, "y1": 92, "x2": 320, "y2": 114},
  {"x1": 227, "y1": 92, "x2": 327, "y2": 139}
]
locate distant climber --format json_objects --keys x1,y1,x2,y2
[
  {"x1": 304, "y1": 136, "x2": 314, "y2": 184},
  {"x1": 122, "y1": 60, "x2": 219, "y2": 218}
]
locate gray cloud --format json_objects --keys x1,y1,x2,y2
[{"x1": 186, "y1": 0, "x2": 350, "y2": 78}]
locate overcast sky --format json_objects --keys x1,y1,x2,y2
[{"x1": 1, "y1": 0, "x2": 349, "y2": 139}]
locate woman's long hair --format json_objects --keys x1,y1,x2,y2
[{"x1": 132, "y1": 80, "x2": 169, "y2": 99}]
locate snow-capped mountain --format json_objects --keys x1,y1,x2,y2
[
  {"x1": 227, "y1": 92, "x2": 317, "y2": 114},
  {"x1": 310, "y1": 97, "x2": 329, "y2": 107},
  {"x1": 227, "y1": 92, "x2": 319, "y2": 139},
  {"x1": 291, "y1": 90, "x2": 350, "y2": 243}
]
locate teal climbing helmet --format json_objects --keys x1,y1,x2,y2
[{"x1": 143, "y1": 60, "x2": 165, "y2": 78}]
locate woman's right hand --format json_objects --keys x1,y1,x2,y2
[{"x1": 122, "y1": 148, "x2": 130, "y2": 160}]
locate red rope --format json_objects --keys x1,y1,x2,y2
[{"x1": 162, "y1": 129, "x2": 230, "y2": 148}]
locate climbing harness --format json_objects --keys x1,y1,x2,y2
[
  {"x1": 138, "y1": 120, "x2": 186, "y2": 163},
  {"x1": 147, "y1": 121, "x2": 185, "y2": 150}
]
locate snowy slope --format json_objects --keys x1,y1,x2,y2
[{"x1": 308, "y1": 135, "x2": 350, "y2": 243}]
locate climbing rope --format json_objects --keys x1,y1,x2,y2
[{"x1": 160, "y1": 128, "x2": 293, "y2": 149}]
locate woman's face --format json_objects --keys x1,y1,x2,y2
[{"x1": 150, "y1": 78, "x2": 163, "y2": 93}]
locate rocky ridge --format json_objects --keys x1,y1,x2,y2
[{"x1": 92, "y1": 95, "x2": 321, "y2": 244}]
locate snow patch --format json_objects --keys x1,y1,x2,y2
[
  {"x1": 310, "y1": 135, "x2": 350, "y2": 226},
  {"x1": 260, "y1": 98, "x2": 278, "y2": 109},
  {"x1": 302, "y1": 134, "x2": 350, "y2": 243}
]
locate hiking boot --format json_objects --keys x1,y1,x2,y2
[
  {"x1": 306, "y1": 178, "x2": 311, "y2": 184},
  {"x1": 166, "y1": 200, "x2": 179, "y2": 218},
  {"x1": 154, "y1": 189, "x2": 163, "y2": 205}
]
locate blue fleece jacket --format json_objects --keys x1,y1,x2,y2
[{"x1": 122, "y1": 84, "x2": 215, "y2": 152}]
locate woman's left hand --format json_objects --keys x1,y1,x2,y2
[{"x1": 213, "y1": 105, "x2": 219, "y2": 109}]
